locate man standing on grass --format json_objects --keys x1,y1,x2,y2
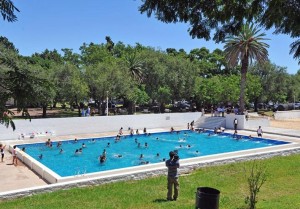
[{"x1": 166, "y1": 151, "x2": 180, "y2": 201}]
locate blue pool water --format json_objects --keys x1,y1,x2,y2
[{"x1": 18, "y1": 130, "x2": 289, "y2": 177}]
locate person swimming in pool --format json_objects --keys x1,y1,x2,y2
[
  {"x1": 38, "y1": 154, "x2": 43, "y2": 159},
  {"x1": 57, "y1": 141, "x2": 62, "y2": 148},
  {"x1": 114, "y1": 154, "x2": 123, "y2": 158},
  {"x1": 75, "y1": 149, "x2": 81, "y2": 155},
  {"x1": 82, "y1": 143, "x2": 86, "y2": 148},
  {"x1": 139, "y1": 154, "x2": 144, "y2": 159},
  {"x1": 100, "y1": 155, "x2": 106, "y2": 163},
  {"x1": 139, "y1": 161, "x2": 149, "y2": 165}
]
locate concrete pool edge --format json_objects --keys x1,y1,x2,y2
[{"x1": 1, "y1": 143, "x2": 300, "y2": 200}]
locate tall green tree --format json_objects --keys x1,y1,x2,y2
[{"x1": 224, "y1": 24, "x2": 269, "y2": 113}]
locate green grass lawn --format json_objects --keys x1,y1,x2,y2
[{"x1": 1, "y1": 154, "x2": 299, "y2": 209}]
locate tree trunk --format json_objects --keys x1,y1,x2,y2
[
  {"x1": 254, "y1": 97, "x2": 258, "y2": 112},
  {"x1": 239, "y1": 55, "x2": 249, "y2": 114},
  {"x1": 75, "y1": 96, "x2": 81, "y2": 117},
  {"x1": 42, "y1": 104, "x2": 47, "y2": 118},
  {"x1": 128, "y1": 101, "x2": 133, "y2": 114}
]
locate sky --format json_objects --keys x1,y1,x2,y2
[{"x1": 1, "y1": 0, "x2": 299, "y2": 74}]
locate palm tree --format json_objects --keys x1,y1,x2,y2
[
  {"x1": 290, "y1": 39, "x2": 300, "y2": 64},
  {"x1": 0, "y1": 0, "x2": 19, "y2": 22},
  {"x1": 124, "y1": 51, "x2": 144, "y2": 84},
  {"x1": 224, "y1": 24, "x2": 269, "y2": 113}
]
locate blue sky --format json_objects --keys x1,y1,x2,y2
[{"x1": 1, "y1": 0, "x2": 299, "y2": 74}]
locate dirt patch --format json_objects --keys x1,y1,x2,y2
[{"x1": 270, "y1": 118, "x2": 300, "y2": 130}]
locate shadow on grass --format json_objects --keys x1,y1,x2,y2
[{"x1": 153, "y1": 198, "x2": 169, "y2": 203}]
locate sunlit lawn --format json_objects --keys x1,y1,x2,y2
[{"x1": 0, "y1": 154, "x2": 299, "y2": 209}]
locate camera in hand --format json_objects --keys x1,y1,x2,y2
[{"x1": 173, "y1": 154, "x2": 179, "y2": 160}]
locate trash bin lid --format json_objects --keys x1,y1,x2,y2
[{"x1": 197, "y1": 187, "x2": 220, "y2": 195}]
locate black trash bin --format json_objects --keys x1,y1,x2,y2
[{"x1": 195, "y1": 187, "x2": 220, "y2": 209}]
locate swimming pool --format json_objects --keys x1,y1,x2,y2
[{"x1": 18, "y1": 130, "x2": 289, "y2": 178}]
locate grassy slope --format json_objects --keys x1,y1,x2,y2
[{"x1": 1, "y1": 154, "x2": 299, "y2": 209}]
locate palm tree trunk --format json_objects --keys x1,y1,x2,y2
[{"x1": 239, "y1": 55, "x2": 249, "y2": 114}]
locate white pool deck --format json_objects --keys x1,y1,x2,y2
[{"x1": 0, "y1": 126, "x2": 299, "y2": 198}]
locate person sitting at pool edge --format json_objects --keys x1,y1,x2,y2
[{"x1": 119, "y1": 127, "x2": 123, "y2": 135}]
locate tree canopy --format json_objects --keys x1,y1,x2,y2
[
  {"x1": 0, "y1": 0, "x2": 19, "y2": 22},
  {"x1": 139, "y1": 0, "x2": 300, "y2": 63}
]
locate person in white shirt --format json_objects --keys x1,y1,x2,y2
[{"x1": 257, "y1": 126, "x2": 263, "y2": 137}]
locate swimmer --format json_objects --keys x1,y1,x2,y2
[
  {"x1": 161, "y1": 158, "x2": 166, "y2": 162},
  {"x1": 139, "y1": 161, "x2": 149, "y2": 165},
  {"x1": 135, "y1": 138, "x2": 138, "y2": 143},
  {"x1": 45, "y1": 138, "x2": 52, "y2": 147},
  {"x1": 107, "y1": 142, "x2": 110, "y2": 147},
  {"x1": 82, "y1": 143, "x2": 86, "y2": 148},
  {"x1": 139, "y1": 154, "x2": 144, "y2": 159},
  {"x1": 91, "y1": 139, "x2": 96, "y2": 143},
  {"x1": 187, "y1": 144, "x2": 191, "y2": 148},
  {"x1": 74, "y1": 138, "x2": 78, "y2": 143},
  {"x1": 38, "y1": 154, "x2": 43, "y2": 159},
  {"x1": 138, "y1": 143, "x2": 141, "y2": 148},
  {"x1": 100, "y1": 155, "x2": 106, "y2": 163},
  {"x1": 195, "y1": 150, "x2": 200, "y2": 155},
  {"x1": 21, "y1": 147, "x2": 26, "y2": 152},
  {"x1": 249, "y1": 135, "x2": 252, "y2": 139},
  {"x1": 170, "y1": 127, "x2": 174, "y2": 133},
  {"x1": 57, "y1": 141, "x2": 62, "y2": 147},
  {"x1": 59, "y1": 149, "x2": 64, "y2": 154},
  {"x1": 145, "y1": 142, "x2": 148, "y2": 148},
  {"x1": 114, "y1": 154, "x2": 123, "y2": 158},
  {"x1": 156, "y1": 137, "x2": 159, "y2": 140},
  {"x1": 102, "y1": 149, "x2": 106, "y2": 157},
  {"x1": 156, "y1": 153, "x2": 160, "y2": 157}
]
